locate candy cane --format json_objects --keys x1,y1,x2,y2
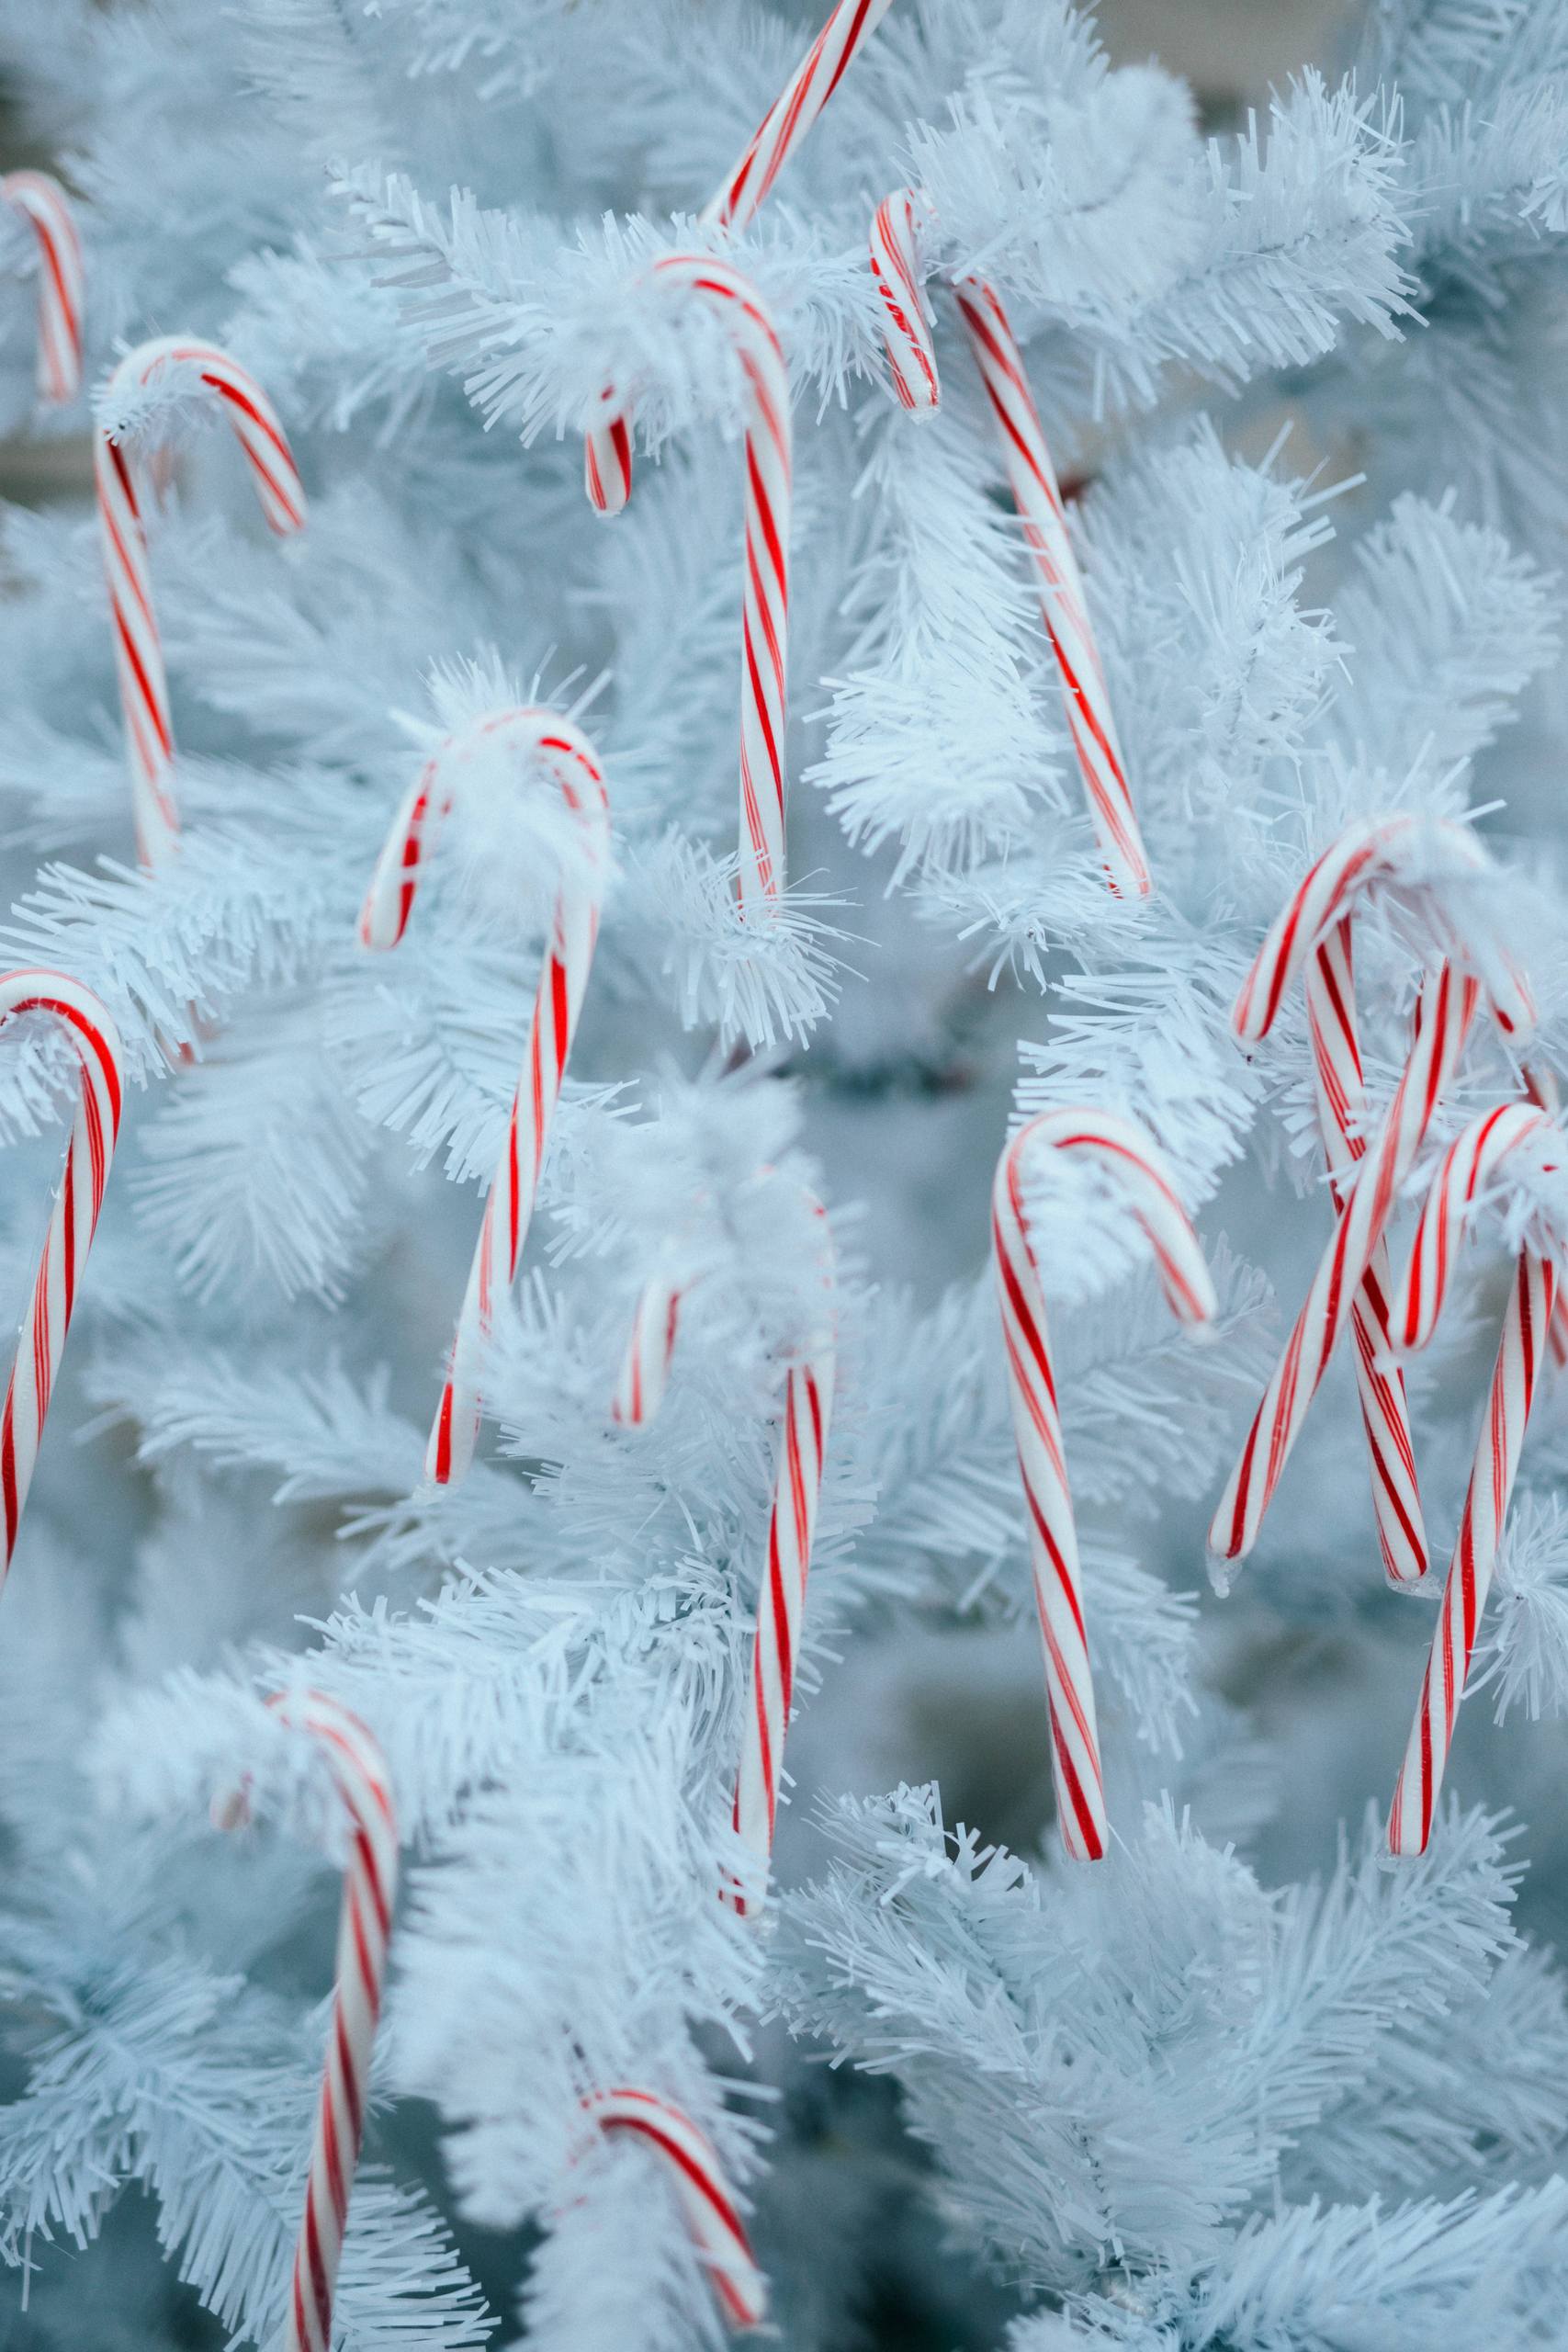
[
  {"x1": 95, "y1": 336, "x2": 306, "y2": 865},
  {"x1": 584, "y1": 256, "x2": 790, "y2": 915},
  {"x1": 726, "y1": 1186, "x2": 835, "y2": 1916},
  {"x1": 267, "y1": 1692, "x2": 398, "y2": 2352},
  {"x1": 0, "y1": 971, "x2": 123, "y2": 1575},
  {"x1": 702, "y1": 0, "x2": 897, "y2": 234},
  {"x1": 2, "y1": 171, "x2": 84, "y2": 405},
  {"x1": 610, "y1": 1268, "x2": 686, "y2": 1428},
  {"x1": 581, "y1": 2088, "x2": 765, "y2": 2329},
  {"x1": 993, "y1": 1110, "x2": 1216, "y2": 1861},
  {"x1": 1524, "y1": 1061, "x2": 1568, "y2": 1369},
  {"x1": 869, "y1": 190, "x2": 1150, "y2": 899},
  {"x1": 1385, "y1": 1105, "x2": 1560, "y2": 1854},
  {"x1": 1303, "y1": 919, "x2": 1427, "y2": 1585},
  {"x1": 358, "y1": 707, "x2": 610, "y2": 1485},
  {"x1": 1209, "y1": 818, "x2": 1533, "y2": 1576}
]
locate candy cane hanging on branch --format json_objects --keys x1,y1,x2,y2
[
  {"x1": 702, "y1": 0, "x2": 898, "y2": 234},
  {"x1": 94, "y1": 336, "x2": 307, "y2": 865},
  {"x1": 0, "y1": 970, "x2": 124, "y2": 1575},
  {"x1": 993, "y1": 1109, "x2": 1216, "y2": 1861},
  {"x1": 1385, "y1": 1103, "x2": 1563, "y2": 1854},
  {"x1": 231, "y1": 1692, "x2": 398, "y2": 2352},
  {"x1": 359, "y1": 707, "x2": 611, "y2": 1485},
  {"x1": 869, "y1": 189, "x2": 1150, "y2": 899},
  {"x1": 580, "y1": 2088, "x2": 766, "y2": 2330},
  {"x1": 1208, "y1": 815, "x2": 1534, "y2": 1578},
  {"x1": 584, "y1": 256, "x2": 791, "y2": 916},
  {"x1": 2, "y1": 171, "x2": 84, "y2": 406}
]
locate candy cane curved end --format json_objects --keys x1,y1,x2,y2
[
  {"x1": 0, "y1": 971, "x2": 124, "y2": 1577},
  {"x1": 870, "y1": 188, "x2": 940, "y2": 413},
  {"x1": 584, "y1": 257, "x2": 791, "y2": 913},
  {"x1": 359, "y1": 707, "x2": 611, "y2": 1487},
  {"x1": 2, "y1": 171, "x2": 85, "y2": 405},
  {"x1": 993, "y1": 1111, "x2": 1214, "y2": 1862},
  {"x1": 701, "y1": 0, "x2": 899, "y2": 235},
  {"x1": 582, "y1": 2089, "x2": 766, "y2": 2330},
  {"x1": 261, "y1": 1692, "x2": 397, "y2": 2352},
  {"x1": 95, "y1": 336, "x2": 305, "y2": 865},
  {"x1": 1391, "y1": 1102, "x2": 1553, "y2": 1356}
]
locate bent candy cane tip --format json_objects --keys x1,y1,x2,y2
[
  {"x1": 95, "y1": 336, "x2": 305, "y2": 865},
  {"x1": 1385, "y1": 1106, "x2": 1555, "y2": 1854},
  {"x1": 993, "y1": 1110, "x2": 1213, "y2": 1860},
  {"x1": 0, "y1": 970, "x2": 124, "y2": 1576},
  {"x1": 359, "y1": 709, "x2": 609, "y2": 1487},
  {"x1": 583, "y1": 2090, "x2": 765, "y2": 2330},
  {"x1": 2, "y1": 171, "x2": 85, "y2": 406}
]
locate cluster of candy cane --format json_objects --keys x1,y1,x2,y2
[
  {"x1": 608, "y1": 1182, "x2": 834, "y2": 1914},
  {"x1": 1387, "y1": 1105, "x2": 1562, "y2": 1855},
  {"x1": 869, "y1": 188, "x2": 1151, "y2": 899},
  {"x1": 95, "y1": 336, "x2": 306, "y2": 865},
  {"x1": 1209, "y1": 816, "x2": 1533, "y2": 1577},
  {"x1": 359, "y1": 707, "x2": 611, "y2": 1484},
  {"x1": 992, "y1": 1110, "x2": 1215, "y2": 1860},
  {"x1": 584, "y1": 254, "x2": 791, "y2": 916},
  {"x1": 581, "y1": 2089, "x2": 765, "y2": 2330},
  {"x1": 0, "y1": 971, "x2": 124, "y2": 1575},
  {"x1": 219, "y1": 1694, "x2": 397, "y2": 2352},
  {"x1": 2, "y1": 171, "x2": 84, "y2": 406}
]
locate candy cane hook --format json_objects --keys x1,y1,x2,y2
[
  {"x1": 0, "y1": 971, "x2": 123, "y2": 1575},
  {"x1": 725, "y1": 1185, "x2": 835, "y2": 1916},
  {"x1": 869, "y1": 189, "x2": 1150, "y2": 898},
  {"x1": 993, "y1": 1110, "x2": 1216, "y2": 1860},
  {"x1": 2, "y1": 172, "x2": 84, "y2": 405},
  {"x1": 584, "y1": 256, "x2": 790, "y2": 915},
  {"x1": 95, "y1": 336, "x2": 306, "y2": 865},
  {"x1": 581, "y1": 2089, "x2": 765, "y2": 2329},
  {"x1": 1386, "y1": 1104, "x2": 1561, "y2": 1854},
  {"x1": 359, "y1": 707, "x2": 611, "y2": 1485},
  {"x1": 1209, "y1": 817, "x2": 1533, "y2": 1577},
  {"x1": 266, "y1": 1692, "x2": 398, "y2": 2352},
  {"x1": 702, "y1": 0, "x2": 897, "y2": 234}
]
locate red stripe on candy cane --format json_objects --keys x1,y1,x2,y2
[
  {"x1": 582, "y1": 2088, "x2": 765, "y2": 2329},
  {"x1": 992, "y1": 1108, "x2": 1215, "y2": 1860},
  {"x1": 2, "y1": 172, "x2": 84, "y2": 406},
  {"x1": 0, "y1": 970, "x2": 123, "y2": 1577},
  {"x1": 358, "y1": 707, "x2": 610, "y2": 1486},
  {"x1": 95, "y1": 336, "x2": 306, "y2": 865},
  {"x1": 1386, "y1": 1106, "x2": 1560, "y2": 1853},
  {"x1": 584, "y1": 256, "x2": 791, "y2": 916}
]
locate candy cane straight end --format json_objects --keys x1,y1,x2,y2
[
  {"x1": 3, "y1": 171, "x2": 84, "y2": 406},
  {"x1": 585, "y1": 2089, "x2": 766, "y2": 2331},
  {"x1": 701, "y1": 0, "x2": 899, "y2": 234},
  {"x1": 870, "y1": 189, "x2": 940, "y2": 415},
  {"x1": 993, "y1": 1110, "x2": 1214, "y2": 1861},
  {"x1": 0, "y1": 970, "x2": 124, "y2": 1577}
]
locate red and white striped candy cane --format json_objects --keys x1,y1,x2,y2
[
  {"x1": 1304, "y1": 918, "x2": 1427, "y2": 1586},
  {"x1": 269, "y1": 1691, "x2": 398, "y2": 2352},
  {"x1": 1209, "y1": 818, "x2": 1533, "y2": 1574},
  {"x1": 95, "y1": 336, "x2": 306, "y2": 865},
  {"x1": 584, "y1": 257, "x2": 790, "y2": 915},
  {"x1": 868, "y1": 189, "x2": 1150, "y2": 899},
  {"x1": 726, "y1": 1186, "x2": 835, "y2": 1916},
  {"x1": 993, "y1": 1110, "x2": 1216, "y2": 1860},
  {"x1": 701, "y1": 0, "x2": 897, "y2": 234},
  {"x1": 610, "y1": 1268, "x2": 686, "y2": 1428},
  {"x1": 0, "y1": 971, "x2": 123, "y2": 1575},
  {"x1": 581, "y1": 2088, "x2": 765, "y2": 2329},
  {"x1": 358, "y1": 707, "x2": 611, "y2": 1485},
  {"x1": 1386, "y1": 1104, "x2": 1560, "y2": 1854},
  {"x1": 2, "y1": 171, "x2": 84, "y2": 405}
]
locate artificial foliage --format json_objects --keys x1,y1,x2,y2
[{"x1": 0, "y1": 2, "x2": 1566, "y2": 2346}]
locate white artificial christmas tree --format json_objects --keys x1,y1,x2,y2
[{"x1": 0, "y1": 3, "x2": 1564, "y2": 2346}]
